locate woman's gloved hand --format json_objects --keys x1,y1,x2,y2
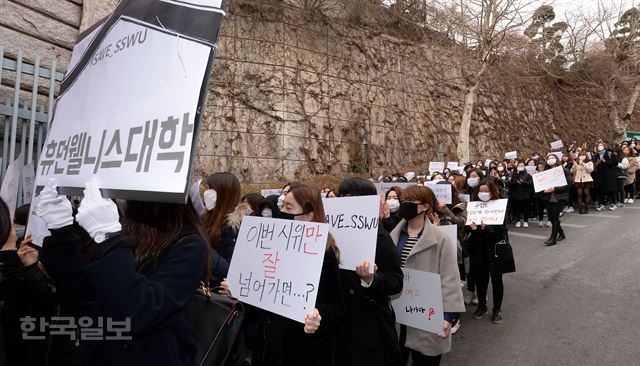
[
  {"x1": 76, "y1": 178, "x2": 121, "y2": 239},
  {"x1": 35, "y1": 179, "x2": 73, "y2": 230}
]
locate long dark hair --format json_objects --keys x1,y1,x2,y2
[
  {"x1": 123, "y1": 199, "x2": 211, "y2": 281},
  {"x1": 205, "y1": 172, "x2": 241, "y2": 247},
  {"x1": 288, "y1": 185, "x2": 340, "y2": 261}
]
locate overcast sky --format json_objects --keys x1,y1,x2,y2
[{"x1": 526, "y1": 0, "x2": 632, "y2": 19}]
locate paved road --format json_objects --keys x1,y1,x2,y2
[{"x1": 441, "y1": 203, "x2": 640, "y2": 366}]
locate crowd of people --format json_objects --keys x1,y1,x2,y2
[{"x1": 0, "y1": 138, "x2": 638, "y2": 366}]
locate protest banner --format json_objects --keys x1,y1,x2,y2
[
  {"x1": 533, "y1": 166, "x2": 568, "y2": 192},
  {"x1": 261, "y1": 189, "x2": 283, "y2": 197},
  {"x1": 485, "y1": 159, "x2": 493, "y2": 167},
  {"x1": 438, "y1": 224, "x2": 458, "y2": 253},
  {"x1": 525, "y1": 166, "x2": 537, "y2": 174},
  {"x1": 32, "y1": 0, "x2": 227, "y2": 204},
  {"x1": 504, "y1": 151, "x2": 518, "y2": 159},
  {"x1": 549, "y1": 151, "x2": 564, "y2": 160},
  {"x1": 447, "y1": 162, "x2": 458, "y2": 170},
  {"x1": 322, "y1": 196, "x2": 378, "y2": 271},
  {"x1": 428, "y1": 162, "x2": 445, "y2": 174},
  {"x1": 550, "y1": 140, "x2": 564, "y2": 150},
  {"x1": 22, "y1": 163, "x2": 35, "y2": 205},
  {"x1": 1, "y1": 153, "x2": 23, "y2": 218},
  {"x1": 189, "y1": 179, "x2": 206, "y2": 216},
  {"x1": 391, "y1": 268, "x2": 445, "y2": 334},
  {"x1": 227, "y1": 216, "x2": 329, "y2": 323},
  {"x1": 424, "y1": 182, "x2": 452, "y2": 204},
  {"x1": 465, "y1": 199, "x2": 509, "y2": 225},
  {"x1": 374, "y1": 182, "x2": 416, "y2": 195},
  {"x1": 458, "y1": 193, "x2": 471, "y2": 203}
]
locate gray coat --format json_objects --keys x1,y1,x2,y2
[{"x1": 389, "y1": 218, "x2": 466, "y2": 356}]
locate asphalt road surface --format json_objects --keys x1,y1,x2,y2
[{"x1": 441, "y1": 203, "x2": 640, "y2": 366}]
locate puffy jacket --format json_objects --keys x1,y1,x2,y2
[{"x1": 571, "y1": 160, "x2": 594, "y2": 183}]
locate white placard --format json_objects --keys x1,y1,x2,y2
[
  {"x1": 438, "y1": 224, "x2": 458, "y2": 253},
  {"x1": 33, "y1": 2, "x2": 225, "y2": 203},
  {"x1": 189, "y1": 179, "x2": 205, "y2": 216},
  {"x1": 374, "y1": 182, "x2": 417, "y2": 195},
  {"x1": 1, "y1": 153, "x2": 23, "y2": 218},
  {"x1": 391, "y1": 268, "x2": 445, "y2": 334},
  {"x1": 532, "y1": 166, "x2": 568, "y2": 193},
  {"x1": 428, "y1": 162, "x2": 445, "y2": 174},
  {"x1": 548, "y1": 151, "x2": 564, "y2": 160},
  {"x1": 525, "y1": 166, "x2": 537, "y2": 174},
  {"x1": 485, "y1": 159, "x2": 493, "y2": 167},
  {"x1": 227, "y1": 216, "x2": 329, "y2": 323},
  {"x1": 504, "y1": 151, "x2": 518, "y2": 159},
  {"x1": 22, "y1": 163, "x2": 35, "y2": 205},
  {"x1": 424, "y1": 182, "x2": 452, "y2": 204},
  {"x1": 261, "y1": 189, "x2": 283, "y2": 197},
  {"x1": 458, "y1": 194, "x2": 471, "y2": 203},
  {"x1": 447, "y1": 162, "x2": 458, "y2": 170},
  {"x1": 322, "y1": 196, "x2": 378, "y2": 271},
  {"x1": 465, "y1": 199, "x2": 509, "y2": 225},
  {"x1": 550, "y1": 140, "x2": 564, "y2": 150}
]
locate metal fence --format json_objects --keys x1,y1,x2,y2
[{"x1": 0, "y1": 46, "x2": 64, "y2": 205}]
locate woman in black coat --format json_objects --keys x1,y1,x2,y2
[
  {"x1": 508, "y1": 160, "x2": 533, "y2": 227},
  {"x1": 594, "y1": 143, "x2": 619, "y2": 209},
  {"x1": 541, "y1": 155, "x2": 573, "y2": 246},
  {"x1": 335, "y1": 178, "x2": 404, "y2": 366},
  {"x1": 36, "y1": 180, "x2": 209, "y2": 366}
]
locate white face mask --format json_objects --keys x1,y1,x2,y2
[
  {"x1": 631, "y1": 144, "x2": 636, "y2": 148},
  {"x1": 433, "y1": 177, "x2": 445, "y2": 182},
  {"x1": 598, "y1": 146, "x2": 605, "y2": 152},
  {"x1": 547, "y1": 159, "x2": 557, "y2": 166},
  {"x1": 203, "y1": 189, "x2": 217, "y2": 211},
  {"x1": 387, "y1": 198, "x2": 400, "y2": 213},
  {"x1": 277, "y1": 195, "x2": 285, "y2": 210},
  {"x1": 261, "y1": 208, "x2": 273, "y2": 218},
  {"x1": 467, "y1": 177, "x2": 480, "y2": 187},
  {"x1": 478, "y1": 192, "x2": 492, "y2": 202},
  {"x1": 579, "y1": 156, "x2": 586, "y2": 161},
  {"x1": 498, "y1": 167, "x2": 504, "y2": 172}
]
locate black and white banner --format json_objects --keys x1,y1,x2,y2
[{"x1": 34, "y1": 0, "x2": 226, "y2": 203}]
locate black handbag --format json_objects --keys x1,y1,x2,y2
[
  {"x1": 188, "y1": 283, "x2": 244, "y2": 366},
  {"x1": 490, "y1": 231, "x2": 516, "y2": 274}
]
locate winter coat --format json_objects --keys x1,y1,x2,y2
[
  {"x1": 543, "y1": 166, "x2": 573, "y2": 203},
  {"x1": 594, "y1": 150, "x2": 619, "y2": 193},
  {"x1": 571, "y1": 161, "x2": 594, "y2": 183},
  {"x1": 382, "y1": 215, "x2": 402, "y2": 234},
  {"x1": 41, "y1": 226, "x2": 207, "y2": 366},
  {"x1": 252, "y1": 249, "x2": 343, "y2": 366},
  {"x1": 336, "y1": 227, "x2": 403, "y2": 366},
  {"x1": 625, "y1": 156, "x2": 639, "y2": 185},
  {"x1": 0, "y1": 249, "x2": 87, "y2": 366},
  {"x1": 211, "y1": 202, "x2": 251, "y2": 283},
  {"x1": 508, "y1": 171, "x2": 533, "y2": 201},
  {"x1": 439, "y1": 203, "x2": 467, "y2": 245},
  {"x1": 389, "y1": 219, "x2": 465, "y2": 357},
  {"x1": 465, "y1": 215, "x2": 513, "y2": 274}
]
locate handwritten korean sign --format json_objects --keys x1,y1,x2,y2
[
  {"x1": 227, "y1": 216, "x2": 329, "y2": 323},
  {"x1": 424, "y1": 182, "x2": 452, "y2": 204},
  {"x1": 391, "y1": 268, "x2": 444, "y2": 334},
  {"x1": 322, "y1": 196, "x2": 378, "y2": 271},
  {"x1": 465, "y1": 199, "x2": 509, "y2": 225},
  {"x1": 532, "y1": 166, "x2": 568, "y2": 193}
]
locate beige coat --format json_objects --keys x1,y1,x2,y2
[
  {"x1": 571, "y1": 161, "x2": 594, "y2": 183},
  {"x1": 389, "y1": 218, "x2": 465, "y2": 357},
  {"x1": 625, "y1": 157, "x2": 639, "y2": 185}
]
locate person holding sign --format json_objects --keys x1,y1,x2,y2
[
  {"x1": 541, "y1": 155, "x2": 573, "y2": 246},
  {"x1": 334, "y1": 178, "x2": 404, "y2": 366},
  {"x1": 246, "y1": 185, "x2": 344, "y2": 366},
  {"x1": 35, "y1": 179, "x2": 210, "y2": 366},
  {"x1": 465, "y1": 180, "x2": 514, "y2": 324},
  {"x1": 388, "y1": 186, "x2": 465, "y2": 366},
  {"x1": 508, "y1": 160, "x2": 533, "y2": 228}
]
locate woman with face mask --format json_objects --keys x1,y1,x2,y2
[
  {"x1": 533, "y1": 161, "x2": 552, "y2": 228},
  {"x1": 541, "y1": 154, "x2": 573, "y2": 246},
  {"x1": 571, "y1": 151, "x2": 595, "y2": 214},
  {"x1": 463, "y1": 169, "x2": 483, "y2": 196},
  {"x1": 388, "y1": 186, "x2": 464, "y2": 366},
  {"x1": 593, "y1": 142, "x2": 620, "y2": 211},
  {"x1": 622, "y1": 146, "x2": 639, "y2": 203},
  {"x1": 381, "y1": 187, "x2": 403, "y2": 233},
  {"x1": 509, "y1": 160, "x2": 533, "y2": 228},
  {"x1": 562, "y1": 155, "x2": 576, "y2": 214},
  {"x1": 242, "y1": 185, "x2": 343, "y2": 366},
  {"x1": 466, "y1": 180, "x2": 514, "y2": 324}
]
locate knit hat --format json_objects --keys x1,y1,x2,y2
[{"x1": 0, "y1": 198, "x2": 12, "y2": 246}]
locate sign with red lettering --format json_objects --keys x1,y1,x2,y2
[
  {"x1": 391, "y1": 268, "x2": 444, "y2": 334},
  {"x1": 465, "y1": 198, "x2": 508, "y2": 225},
  {"x1": 227, "y1": 216, "x2": 329, "y2": 323}
]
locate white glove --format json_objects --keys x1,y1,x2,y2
[
  {"x1": 35, "y1": 179, "x2": 73, "y2": 230},
  {"x1": 76, "y1": 178, "x2": 121, "y2": 239},
  {"x1": 203, "y1": 189, "x2": 217, "y2": 211}
]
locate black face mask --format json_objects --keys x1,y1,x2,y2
[
  {"x1": 279, "y1": 211, "x2": 309, "y2": 221},
  {"x1": 399, "y1": 202, "x2": 424, "y2": 221}
]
